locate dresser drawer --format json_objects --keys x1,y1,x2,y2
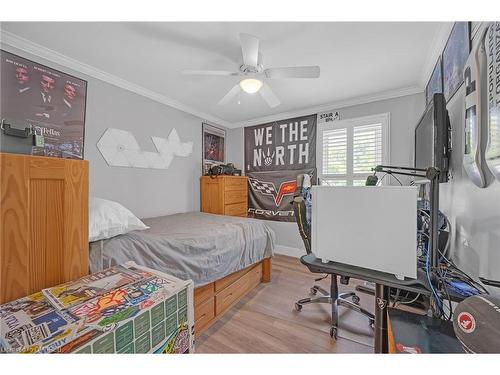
[
  {"x1": 224, "y1": 177, "x2": 247, "y2": 191},
  {"x1": 194, "y1": 282, "x2": 215, "y2": 307},
  {"x1": 215, "y1": 264, "x2": 262, "y2": 315},
  {"x1": 224, "y1": 189, "x2": 247, "y2": 205},
  {"x1": 224, "y1": 202, "x2": 247, "y2": 217},
  {"x1": 194, "y1": 297, "x2": 215, "y2": 334}
]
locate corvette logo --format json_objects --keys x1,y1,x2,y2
[{"x1": 249, "y1": 178, "x2": 297, "y2": 206}]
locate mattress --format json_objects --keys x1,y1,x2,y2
[{"x1": 89, "y1": 211, "x2": 275, "y2": 287}]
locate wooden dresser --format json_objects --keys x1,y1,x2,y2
[
  {"x1": 200, "y1": 175, "x2": 248, "y2": 217},
  {"x1": 0, "y1": 153, "x2": 89, "y2": 304}
]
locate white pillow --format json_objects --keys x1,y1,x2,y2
[{"x1": 89, "y1": 197, "x2": 149, "y2": 242}]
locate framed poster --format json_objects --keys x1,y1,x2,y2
[
  {"x1": 426, "y1": 56, "x2": 443, "y2": 105},
  {"x1": 442, "y1": 22, "x2": 471, "y2": 102},
  {"x1": 202, "y1": 123, "x2": 225, "y2": 174},
  {"x1": 0, "y1": 49, "x2": 87, "y2": 159}
]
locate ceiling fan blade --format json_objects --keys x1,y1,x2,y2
[
  {"x1": 259, "y1": 83, "x2": 280, "y2": 108},
  {"x1": 217, "y1": 84, "x2": 241, "y2": 106},
  {"x1": 182, "y1": 69, "x2": 238, "y2": 76},
  {"x1": 264, "y1": 66, "x2": 320, "y2": 79},
  {"x1": 239, "y1": 33, "x2": 260, "y2": 67}
]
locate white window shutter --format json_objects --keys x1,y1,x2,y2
[
  {"x1": 353, "y1": 123, "x2": 383, "y2": 175},
  {"x1": 322, "y1": 128, "x2": 347, "y2": 176},
  {"x1": 318, "y1": 114, "x2": 388, "y2": 186}
]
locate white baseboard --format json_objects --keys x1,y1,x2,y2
[{"x1": 275, "y1": 245, "x2": 304, "y2": 258}]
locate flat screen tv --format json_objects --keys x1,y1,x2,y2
[{"x1": 414, "y1": 93, "x2": 451, "y2": 183}]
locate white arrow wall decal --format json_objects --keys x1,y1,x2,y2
[{"x1": 97, "y1": 128, "x2": 193, "y2": 169}]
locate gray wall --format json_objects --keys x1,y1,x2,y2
[
  {"x1": 439, "y1": 23, "x2": 500, "y2": 281},
  {"x1": 1, "y1": 44, "x2": 218, "y2": 219},
  {"x1": 226, "y1": 93, "x2": 425, "y2": 256},
  {"x1": 85, "y1": 80, "x2": 208, "y2": 219}
]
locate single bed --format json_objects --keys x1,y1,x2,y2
[{"x1": 89, "y1": 211, "x2": 275, "y2": 333}]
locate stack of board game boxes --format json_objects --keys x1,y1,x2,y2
[{"x1": 0, "y1": 262, "x2": 194, "y2": 354}]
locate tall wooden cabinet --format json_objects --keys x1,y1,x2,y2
[
  {"x1": 0, "y1": 153, "x2": 89, "y2": 304},
  {"x1": 200, "y1": 175, "x2": 248, "y2": 217}
]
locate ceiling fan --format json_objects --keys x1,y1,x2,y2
[{"x1": 182, "y1": 33, "x2": 320, "y2": 108}]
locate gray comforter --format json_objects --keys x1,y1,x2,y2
[{"x1": 89, "y1": 212, "x2": 275, "y2": 286}]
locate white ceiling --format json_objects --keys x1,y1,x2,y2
[{"x1": 1, "y1": 22, "x2": 448, "y2": 127}]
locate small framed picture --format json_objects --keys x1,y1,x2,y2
[
  {"x1": 202, "y1": 123, "x2": 226, "y2": 174},
  {"x1": 426, "y1": 56, "x2": 443, "y2": 105},
  {"x1": 442, "y1": 22, "x2": 471, "y2": 102}
]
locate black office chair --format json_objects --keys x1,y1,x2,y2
[{"x1": 292, "y1": 174, "x2": 375, "y2": 339}]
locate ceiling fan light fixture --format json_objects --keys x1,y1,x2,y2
[{"x1": 239, "y1": 78, "x2": 263, "y2": 94}]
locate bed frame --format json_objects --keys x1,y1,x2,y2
[{"x1": 194, "y1": 257, "x2": 272, "y2": 335}]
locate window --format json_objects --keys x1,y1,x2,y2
[{"x1": 318, "y1": 113, "x2": 390, "y2": 186}]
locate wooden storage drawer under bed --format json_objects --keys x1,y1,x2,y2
[
  {"x1": 215, "y1": 264, "x2": 262, "y2": 315},
  {"x1": 193, "y1": 258, "x2": 271, "y2": 335},
  {"x1": 194, "y1": 282, "x2": 215, "y2": 306},
  {"x1": 214, "y1": 266, "x2": 250, "y2": 292},
  {"x1": 194, "y1": 297, "x2": 215, "y2": 334}
]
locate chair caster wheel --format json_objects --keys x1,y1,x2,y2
[
  {"x1": 330, "y1": 326, "x2": 338, "y2": 340},
  {"x1": 310, "y1": 287, "x2": 318, "y2": 296},
  {"x1": 295, "y1": 303, "x2": 303, "y2": 312},
  {"x1": 352, "y1": 295, "x2": 360, "y2": 304}
]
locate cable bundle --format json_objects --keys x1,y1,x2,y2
[{"x1": 415, "y1": 204, "x2": 488, "y2": 320}]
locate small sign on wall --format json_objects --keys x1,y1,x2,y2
[{"x1": 317, "y1": 110, "x2": 340, "y2": 124}]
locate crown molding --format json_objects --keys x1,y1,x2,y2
[
  {"x1": 0, "y1": 30, "x2": 232, "y2": 129},
  {"x1": 230, "y1": 85, "x2": 423, "y2": 128},
  {"x1": 0, "y1": 29, "x2": 432, "y2": 130},
  {"x1": 419, "y1": 22, "x2": 454, "y2": 89}
]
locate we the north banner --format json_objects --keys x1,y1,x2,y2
[{"x1": 244, "y1": 114, "x2": 317, "y2": 222}]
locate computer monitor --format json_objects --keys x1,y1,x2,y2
[
  {"x1": 311, "y1": 186, "x2": 418, "y2": 279},
  {"x1": 414, "y1": 93, "x2": 451, "y2": 183}
]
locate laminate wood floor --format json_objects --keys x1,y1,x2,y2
[{"x1": 196, "y1": 255, "x2": 375, "y2": 353}]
